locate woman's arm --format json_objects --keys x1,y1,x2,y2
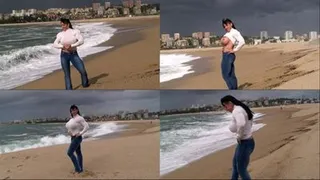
[
  {"x1": 71, "y1": 29, "x2": 84, "y2": 48},
  {"x1": 233, "y1": 30, "x2": 245, "y2": 52},
  {"x1": 79, "y1": 117, "x2": 89, "y2": 136},
  {"x1": 53, "y1": 33, "x2": 64, "y2": 49}
]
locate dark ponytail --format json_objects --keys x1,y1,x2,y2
[
  {"x1": 221, "y1": 95, "x2": 254, "y2": 120},
  {"x1": 222, "y1": 18, "x2": 236, "y2": 29},
  {"x1": 60, "y1": 18, "x2": 73, "y2": 29},
  {"x1": 70, "y1": 104, "x2": 80, "y2": 117}
]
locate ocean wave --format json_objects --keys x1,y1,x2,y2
[
  {"x1": 0, "y1": 22, "x2": 117, "y2": 89},
  {"x1": 6, "y1": 133, "x2": 28, "y2": 137},
  {"x1": 0, "y1": 122, "x2": 125, "y2": 154},
  {"x1": 160, "y1": 113, "x2": 266, "y2": 176},
  {"x1": 160, "y1": 54, "x2": 201, "y2": 83}
]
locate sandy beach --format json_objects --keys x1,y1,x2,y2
[
  {"x1": 0, "y1": 120, "x2": 160, "y2": 179},
  {"x1": 161, "y1": 104, "x2": 319, "y2": 179},
  {"x1": 161, "y1": 41, "x2": 319, "y2": 89},
  {"x1": 14, "y1": 16, "x2": 159, "y2": 90}
]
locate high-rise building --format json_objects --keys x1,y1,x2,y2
[
  {"x1": 309, "y1": 31, "x2": 318, "y2": 41},
  {"x1": 92, "y1": 2, "x2": 101, "y2": 12},
  {"x1": 161, "y1": 34, "x2": 170, "y2": 43},
  {"x1": 202, "y1": 38, "x2": 211, "y2": 47},
  {"x1": 122, "y1": 0, "x2": 129, "y2": 8},
  {"x1": 284, "y1": 31, "x2": 293, "y2": 40},
  {"x1": 174, "y1": 33, "x2": 180, "y2": 40},
  {"x1": 135, "y1": 0, "x2": 142, "y2": 8},
  {"x1": 105, "y1": 2, "x2": 111, "y2": 9},
  {"x1": 128, "y1": 0, "x2": 134, "y2": 8},
  {"x1": 260, "y1": 31, "x2": 268, "y2": 40},
  {"x1": 204, "y1": 32, "x2": 211, "y2": 38},
  {"x1": 97, "y1": 6, "x2": 105, "y2": 16},
  {"x1": 192, "y1": 32, "x2": 198, "y2": 39},
  {"x1": 197, "y1": 32, "x2": 203, "y2": 39}
]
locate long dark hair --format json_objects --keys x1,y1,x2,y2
[
  {"x1": 222, "y1": 18, "x2": 236, "y2": 29},
  {"x1": 221, "y1": 95, "x2": 254, "y2": 120},
  {"x1": 60, "y1": 18, "x2": 73, "y2": 29},
  {"x1": 70, "y1": 104, "x2": 80, "y2": 117}
]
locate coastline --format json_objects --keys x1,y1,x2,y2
[
  {"x1": 14, "y1": 16, "x2": 159, "y2": 90},
  {"x1": 160, "y1": 42, "x2": 319, "y2": 89},
  {"x1": 0, "y1": 119, "x2": 160, "y2": 179},
  {"x1": 0, "y1": 15, "x2": 160, "y2": 27},
  {"x1": 161, "y1": 104, "x2": 319, "y2": 179}
]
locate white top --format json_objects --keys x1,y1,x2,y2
[
  {"x1": 228, "y1": 105, "x2": 252, "y2": 140},
  {"x1": 223, "y1": 28, "x2": 245, "y2": 52},
  {"x1": 53, "y1": 28, "x2": 84, "y2": 49},
  {"x1": 65, "y1": 115, "x2": 89, "y2": 136}
]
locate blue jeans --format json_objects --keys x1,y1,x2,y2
[
  {"x1": 221, "y1": 52, "x2": 238, "y2": 90},
  {"x1": 231, "y1": 138, "x2": 255, "y2": 180},
  {"x1": 61, "y1": 51, "x2": 89, "y2": 90},
  {"x1": 67, "y1": 136, "x2": 83, "y2": 173}
]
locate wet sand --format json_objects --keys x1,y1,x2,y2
[
  {"x1": 0, "y1": 120, "x2": 160, "y2": 179},
  {"x1": 161, "y1": 104, "x2": 319, "y2": 179}
]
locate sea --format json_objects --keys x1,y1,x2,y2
[
  {"x1": 160, "y1": 54, "x2": 201, "y2": 83},
  {"x1": 0, "y1": 22, "x2": 117, "y2": 89},
  {"x1": 0, "y1": 122, "x2": 128, "y2": 154},
  {"x1": 160, "y1": 112, "x2": 266, "y2": 176}
]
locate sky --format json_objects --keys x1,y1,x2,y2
[
  {"x1": 160, "y1": 90, "x2": 320, "y2": 110},
  {"x1": 0, "y1": 90, "x2": 160, "y2": 122},
  {"x1": 0, "y1": 0, "x2": 160, "y2": 13},
  {"x1": 160, "y1": 0, "x2": 320, "y2": 36}
]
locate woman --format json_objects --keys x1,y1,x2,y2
[
  {"x1": 220, "y1": 95, "x2": 255, "y2": 180},
  {"x1": 221, "y1": 18, "x2": 245, "y2": 90},
  {"x1": 66, "y1": 105, "x2": 89, "y2": 173},
  {"x1": 53, "y1": 18, "x2": 89, "y2": 90}
]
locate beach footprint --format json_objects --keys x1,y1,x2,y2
[{"x1": 69, "y1": 170, "x2": 97, "y2": 178}]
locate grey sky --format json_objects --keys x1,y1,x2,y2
[
  {"x1": 0, "y1": 90, "x2": 160, "y2": 122},
  {"x1": 160, "y1": 0, "x2": 320, "y2": 36},
  {"x1": 0, "y1": 0, "x2": 159, "y2": 13},
  {"x1": 160, "y1": 90, "x2": 320, "y2": 110}
]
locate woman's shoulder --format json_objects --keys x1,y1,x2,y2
[
  {"x1": 231, "y1": 28, "x2": 241, "y2": 35},
  {"x1": 233, "y1": 105, "x2": 245, "y2": 113}
]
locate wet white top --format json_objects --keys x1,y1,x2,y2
[
  {"x1": 65, "y1": 115, "x2": 89, "y2": 136},
  {"x1": 223, "y1": 28, "x2": 245, "y2": 52},
  {"x1": 228, "y1": 105, "x2": 252, "y2": 140},
  {"x1": 53, "y1": 28, "x2": 84, "y2": 49}
]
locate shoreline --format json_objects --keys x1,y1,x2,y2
[
  {"x1": 0, "y1": 120, "x2": 160, "y2": 179},
  {"x1": 161, "y1": 103, "x2": 319, "y2": 179},
  {"x1": 160, "y1": 56, "x2": 213, "y2": 87},
  {"x1": 160, "y1": 42, "x2": 319, "y2": 89},
  {"x1": 14, "y1": 16, "x2": 159, "y2": 90},
  {"x1": 160, "y1": 104, "x2": 315, "y2": 117},
  {"x1": 0, "y1": 15, "x2": 160, "y2": 27}
]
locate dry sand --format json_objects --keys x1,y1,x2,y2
[
  {"x1": 15, "y1": 16, "x2": 160, "y2": 90},
  {"x1": 161, "y1": 104, "x2": 319, "y2": 179},
  {"x1": 0, "y1": 120, "x2": 160, "y2": 179},
  {"x1": 161, "y1": 42, "x2": 319, "y2": 89}
]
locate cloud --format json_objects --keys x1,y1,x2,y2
[
  {"x1": 0, "y1": 90, "x2": 160, "y2": 121},
  {"x1": 160, "y1": 0, "x2": 320, "y2": 36}
]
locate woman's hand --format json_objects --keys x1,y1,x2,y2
[
  {"x1": 63, "y1": 44, "x2": 72, "y2": 51},
  {"x1": 68, "y1": 131, "x2": 73, "y2": 136}
]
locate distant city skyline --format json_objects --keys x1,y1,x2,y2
[
  {"x1": 160, "y1": 0, "x2": 320, "y2": 36},
  {"x1": 0, "y1": 0, "x2": 160, "y2": 13},
  {"x1": 160, "y1": 90, "x2": 319, "y2": 110},
  {"x1": 0, "y1": 90, "x2": 160, "y2": 121}
]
